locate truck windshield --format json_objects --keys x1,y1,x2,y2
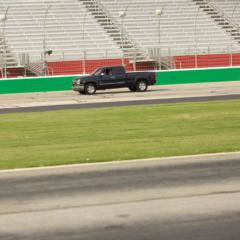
[{"x1": 92, "y1": 68, "x2": 103, "y2": 76}]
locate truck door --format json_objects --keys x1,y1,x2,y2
[
  {"x1": 99, "y1": 68, "x2": 115, "y2": 88},
  {"x1": 100, "y1": 67, "x2": 125, "y2": 88},
  {"x1": 112, "y1": 67, "x2": 126, "y2": 88}
]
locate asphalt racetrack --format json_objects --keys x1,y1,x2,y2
[
  {"x1": 0, "y1": 81, "x2": 240, "y2": 113},
  {"x1": 0, "y1": 153, "x2": 240, "y2": 240}
]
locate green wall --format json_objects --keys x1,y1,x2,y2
[
  {"x1": 0, "y1": 67, "x2": 240, "y2": 94},
  {"x1": 0, "y1": 75, "x2": 78, "y2": 94},
  {"x1": 156, "y1": 67, "x2": 240, "y2": 85}
]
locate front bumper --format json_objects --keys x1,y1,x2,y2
[{"x1": 72, "y1": 85, "x2": 84, "y2": 91}]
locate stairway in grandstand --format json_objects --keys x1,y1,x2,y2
[
  {"x1": 0, "y1": 35, "x2": 18, "y2": 69},
  {"x1": 192, "y1": 0, "x2": 240, "y2": 44},
  {"x1": 100, "y1": 0, "x2": 240, "y2": 55},
  {"x1": 79, "y1": 0, "x2": 149, "y2": 63},
  {"x1": 0, "y1": 0, "x2": 123, "y2": 63}
]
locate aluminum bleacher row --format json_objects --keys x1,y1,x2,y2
[
  {"x1": 0, "y1": 0, "x2": 122, "y2": 62},
  {"x1": 100, "y1": 0, "x2": 239, "y2": 55},
  {"x1": 217, "y1": 0, "x2": 240, "y2": 23},
  {"x1": 0, "y1": 0, "x2": 239, "y2": 76}
]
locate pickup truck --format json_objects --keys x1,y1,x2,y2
[{"x1": 72, "y1": 66, "x2": 156, "y2": 95}]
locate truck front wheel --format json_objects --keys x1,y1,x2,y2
[
  {"x1": 129, "y1": 86, "x2": 136, "y2": 92},
  {"x1": 84, "y1": 83, "x2": 96, "y2": 95},
  {"x1": 136, "y1": 80, "x2": 147, "y2": 92}
]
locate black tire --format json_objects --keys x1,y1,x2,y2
[
  {"x1": 84, "y1": 83, "x2": 96, "y2": 95},
  {"x1": 129, "y1": 86, "x2": 136, "y2": 92},
  {"x1": 136, "y1": 80, "x2": 148, "y2": 92},
  {"x1": 78, "y1": 90, "x2": 85, "y2": 95}
]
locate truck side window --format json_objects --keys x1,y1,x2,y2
[
  {"x1": 113, "y1": 67, "x2": 125, "y2": 75},
  {"x1": 100, "y1": 70, "x2": 105, "y2": 76},
  {"x1": 105, "y1": 68, "x2": 112, "y2": 76}
]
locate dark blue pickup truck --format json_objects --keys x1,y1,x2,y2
[{"x1": 72, "y1": 66, "x2": 156, "y2": 95}]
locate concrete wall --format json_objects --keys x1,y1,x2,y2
[
  {"x1": 156, "y1": 67, "x2": 240, "y2": 85},
  {"x1": 0, "y1": 67, "x2": 240, "y2": 94}
]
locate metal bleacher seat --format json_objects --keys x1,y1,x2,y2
[
  {"x1": 0, "y1": 0, "x2": 122, "y2": 62},
  {"x1": 216, "y1": 0, "x2": 240, "y2": 23},
  {"x1": 100, "y1": 0, "x2": 240, "y2": 56}
]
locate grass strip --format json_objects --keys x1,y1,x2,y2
[{"x1": 0, "y1": 100, "x2": 240, "y2": 169}]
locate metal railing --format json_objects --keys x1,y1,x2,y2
[
  {"x1": 206, "y1": 0, "x2": 240, "y2": 31},
  {"x1": 8, "y1": 44, "x2": 237, "y2": 78}
]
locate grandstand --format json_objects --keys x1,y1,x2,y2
[
  {"x1": 101, "y1": 0, "x2": 239, "y2": 53},
  {"x1": 0, "y1": 0, "x2": 122, "y2": 61},
  {"x1": 0, "y1": 0, "x2": 239, "y2": 77}
]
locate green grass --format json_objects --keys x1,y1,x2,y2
[{"x1": 1, "y1": 100, "x2": 240, "y2": 170}]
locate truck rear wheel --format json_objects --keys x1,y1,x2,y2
[
  {"x1": 136, "y1": 80, "x2": 147, "y2": 92},
  {"x1": 84, "y1": 83, "x2": 96, "y2": 95}
]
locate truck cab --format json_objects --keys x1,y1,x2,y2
[{"x1": 93, "y1": 66, "x2": 127, "y2": 89}]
